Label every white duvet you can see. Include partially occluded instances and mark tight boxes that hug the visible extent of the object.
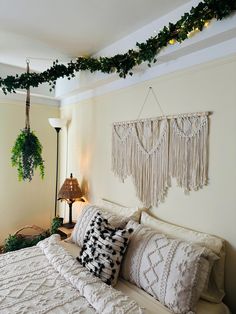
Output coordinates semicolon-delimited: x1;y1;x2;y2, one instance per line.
0;235;142;314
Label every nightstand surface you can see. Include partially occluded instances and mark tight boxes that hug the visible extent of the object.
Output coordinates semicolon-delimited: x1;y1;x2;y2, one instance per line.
58;226;73;239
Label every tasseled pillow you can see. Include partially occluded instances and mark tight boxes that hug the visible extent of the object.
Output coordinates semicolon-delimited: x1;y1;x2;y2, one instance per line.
77;211;133;286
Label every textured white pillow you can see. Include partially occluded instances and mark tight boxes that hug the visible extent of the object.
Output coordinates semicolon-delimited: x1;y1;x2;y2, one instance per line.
72;200;90;221
141;211;225;303
71;204;133;247
96;198;143;222
121;220;216;314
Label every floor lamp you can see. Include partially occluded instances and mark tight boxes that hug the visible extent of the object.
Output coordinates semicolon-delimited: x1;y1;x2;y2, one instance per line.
48;118;67;217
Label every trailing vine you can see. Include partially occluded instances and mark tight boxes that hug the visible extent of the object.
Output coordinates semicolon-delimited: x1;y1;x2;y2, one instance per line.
0;0;235;94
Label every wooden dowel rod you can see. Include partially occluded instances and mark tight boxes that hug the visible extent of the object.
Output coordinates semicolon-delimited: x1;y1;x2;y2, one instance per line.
113;111;211;126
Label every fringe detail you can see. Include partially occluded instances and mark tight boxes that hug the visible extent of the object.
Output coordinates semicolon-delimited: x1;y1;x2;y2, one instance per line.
112;114;209;207
112;123;133;181
169;115;208;192
112;119;170;207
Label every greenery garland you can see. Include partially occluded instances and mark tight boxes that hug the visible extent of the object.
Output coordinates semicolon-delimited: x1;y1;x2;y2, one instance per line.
11;128;45;181
2;217;63;252
2;231;49;253
0;0;235;94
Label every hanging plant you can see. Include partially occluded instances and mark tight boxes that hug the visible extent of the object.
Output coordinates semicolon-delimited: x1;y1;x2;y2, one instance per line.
11;129;45;181
11;61;45;181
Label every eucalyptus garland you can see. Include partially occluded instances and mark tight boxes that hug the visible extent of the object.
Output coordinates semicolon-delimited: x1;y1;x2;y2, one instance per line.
0;0;235;94
11;128;45;181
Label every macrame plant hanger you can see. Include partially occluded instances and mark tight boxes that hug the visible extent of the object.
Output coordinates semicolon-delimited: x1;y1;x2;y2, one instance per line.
25;60;30;131
11;59;45;182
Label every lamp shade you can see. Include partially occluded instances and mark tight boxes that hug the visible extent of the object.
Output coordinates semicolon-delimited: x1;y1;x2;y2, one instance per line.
48;118;67;129
58;173;82;201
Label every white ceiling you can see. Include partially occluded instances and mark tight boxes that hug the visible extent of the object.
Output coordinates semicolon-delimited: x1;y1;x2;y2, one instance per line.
0;0;190;71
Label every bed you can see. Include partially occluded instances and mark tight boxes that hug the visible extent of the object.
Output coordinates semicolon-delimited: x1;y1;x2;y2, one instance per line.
0;200;230;314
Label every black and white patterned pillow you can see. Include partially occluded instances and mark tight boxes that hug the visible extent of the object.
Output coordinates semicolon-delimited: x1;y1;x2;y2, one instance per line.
77;211;133;286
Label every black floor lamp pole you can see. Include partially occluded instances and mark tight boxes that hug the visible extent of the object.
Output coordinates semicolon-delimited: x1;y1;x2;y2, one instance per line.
54;127;61;217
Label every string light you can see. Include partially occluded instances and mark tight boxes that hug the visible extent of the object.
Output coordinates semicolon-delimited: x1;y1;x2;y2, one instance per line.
187;27;200;38
169;39;176;45
0;0;234;94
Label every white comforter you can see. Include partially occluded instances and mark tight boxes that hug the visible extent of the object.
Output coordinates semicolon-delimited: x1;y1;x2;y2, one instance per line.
0;235;142;314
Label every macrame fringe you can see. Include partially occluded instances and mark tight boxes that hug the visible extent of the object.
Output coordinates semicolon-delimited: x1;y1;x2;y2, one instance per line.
112;123;133;181
112;119;170;207
132;119;169;208
169;116;208;192
112;113;209;207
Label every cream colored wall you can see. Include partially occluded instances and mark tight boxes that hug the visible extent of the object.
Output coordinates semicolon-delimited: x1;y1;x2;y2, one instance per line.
0;100;59;245
60;55;236;312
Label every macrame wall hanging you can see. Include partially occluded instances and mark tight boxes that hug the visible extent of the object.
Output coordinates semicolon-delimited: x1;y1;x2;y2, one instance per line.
112;87;209;207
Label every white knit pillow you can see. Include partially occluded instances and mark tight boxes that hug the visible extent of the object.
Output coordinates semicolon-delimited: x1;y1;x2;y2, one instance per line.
77;211;133;286
121;220;217;314
96;198;144;222
141;211;225;303
71;204;132;247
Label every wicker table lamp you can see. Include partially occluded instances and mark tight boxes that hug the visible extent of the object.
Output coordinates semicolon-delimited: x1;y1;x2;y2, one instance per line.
58;173;83;228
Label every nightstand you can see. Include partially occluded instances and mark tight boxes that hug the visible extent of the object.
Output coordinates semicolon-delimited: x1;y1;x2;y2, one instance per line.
57;226;73;239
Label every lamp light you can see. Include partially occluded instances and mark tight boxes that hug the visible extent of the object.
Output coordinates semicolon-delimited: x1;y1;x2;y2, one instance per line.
48;118;67;217
48;118;67;129
58;173;83;228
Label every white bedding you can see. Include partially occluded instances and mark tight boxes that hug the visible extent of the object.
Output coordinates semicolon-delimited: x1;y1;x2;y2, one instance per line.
61;240;230;314
115;280;230;314
0;235;142;314
0;236;230;314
